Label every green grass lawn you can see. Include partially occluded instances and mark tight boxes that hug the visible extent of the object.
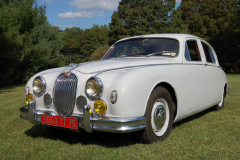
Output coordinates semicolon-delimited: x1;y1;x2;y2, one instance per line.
0;75;240;159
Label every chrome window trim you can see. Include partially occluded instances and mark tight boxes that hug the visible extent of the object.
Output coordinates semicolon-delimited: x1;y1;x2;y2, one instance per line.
201;41;216;64
184;39;202;62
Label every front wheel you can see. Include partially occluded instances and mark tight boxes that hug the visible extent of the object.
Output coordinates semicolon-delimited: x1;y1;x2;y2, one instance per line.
140;87;174;143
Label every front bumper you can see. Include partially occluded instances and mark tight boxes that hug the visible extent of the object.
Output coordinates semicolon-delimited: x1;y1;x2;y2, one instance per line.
20;101;146;133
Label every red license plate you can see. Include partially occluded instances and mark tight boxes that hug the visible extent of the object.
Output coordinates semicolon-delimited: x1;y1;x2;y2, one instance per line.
42;114;78;130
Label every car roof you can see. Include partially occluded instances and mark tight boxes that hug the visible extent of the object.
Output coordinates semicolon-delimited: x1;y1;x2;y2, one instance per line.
116;34;198;43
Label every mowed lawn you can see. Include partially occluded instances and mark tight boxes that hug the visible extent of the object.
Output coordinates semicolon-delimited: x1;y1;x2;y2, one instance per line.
0;75;239;159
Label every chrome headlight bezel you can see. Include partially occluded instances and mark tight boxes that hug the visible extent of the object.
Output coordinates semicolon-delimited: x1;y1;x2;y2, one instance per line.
85;77;103;100
33;76;46;97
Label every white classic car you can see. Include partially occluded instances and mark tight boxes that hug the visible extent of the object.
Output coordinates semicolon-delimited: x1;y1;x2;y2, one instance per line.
20;34;228;143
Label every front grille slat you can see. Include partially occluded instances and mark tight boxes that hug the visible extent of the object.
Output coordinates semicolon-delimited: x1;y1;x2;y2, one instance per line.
53;73;78;117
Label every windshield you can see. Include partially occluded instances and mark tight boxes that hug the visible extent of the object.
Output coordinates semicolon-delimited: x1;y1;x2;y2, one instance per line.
103;38;179;59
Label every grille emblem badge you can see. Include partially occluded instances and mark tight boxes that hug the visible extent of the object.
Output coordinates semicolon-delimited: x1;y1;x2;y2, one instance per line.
64;72;69;77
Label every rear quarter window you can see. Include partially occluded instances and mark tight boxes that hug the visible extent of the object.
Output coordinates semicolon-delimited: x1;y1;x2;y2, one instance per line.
201;42;216;63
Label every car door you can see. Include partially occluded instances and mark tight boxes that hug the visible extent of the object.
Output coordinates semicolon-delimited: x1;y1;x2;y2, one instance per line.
183;38;211;110
199;41;223;102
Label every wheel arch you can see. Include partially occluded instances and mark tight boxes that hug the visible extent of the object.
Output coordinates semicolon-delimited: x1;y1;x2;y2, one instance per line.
224;83;227;97
146;82;178;121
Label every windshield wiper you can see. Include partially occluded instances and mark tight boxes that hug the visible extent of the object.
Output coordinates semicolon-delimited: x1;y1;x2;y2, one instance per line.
120;52;147;58
146;51;177;58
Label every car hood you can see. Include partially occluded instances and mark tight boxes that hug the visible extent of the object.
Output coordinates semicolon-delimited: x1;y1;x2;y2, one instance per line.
75;58;180;74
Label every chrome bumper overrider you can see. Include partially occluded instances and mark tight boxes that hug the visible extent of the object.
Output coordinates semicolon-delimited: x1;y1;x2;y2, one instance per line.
20;101;146;133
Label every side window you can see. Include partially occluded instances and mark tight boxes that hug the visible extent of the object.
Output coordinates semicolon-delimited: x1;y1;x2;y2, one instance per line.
201;42;216;63
185;40;201;61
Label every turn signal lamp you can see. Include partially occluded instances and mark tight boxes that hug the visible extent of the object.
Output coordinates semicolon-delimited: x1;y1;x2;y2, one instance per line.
110;90;118;104
94;100;107;114
26;94;35;105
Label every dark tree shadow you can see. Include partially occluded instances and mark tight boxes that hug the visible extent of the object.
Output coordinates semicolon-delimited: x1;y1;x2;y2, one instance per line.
25;107;215;147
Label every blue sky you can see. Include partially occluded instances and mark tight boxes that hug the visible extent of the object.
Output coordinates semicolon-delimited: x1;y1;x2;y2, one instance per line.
37;0;182;31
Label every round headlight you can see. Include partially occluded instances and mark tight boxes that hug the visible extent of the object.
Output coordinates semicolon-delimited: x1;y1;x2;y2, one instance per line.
33;76;46;96
85;77;103;100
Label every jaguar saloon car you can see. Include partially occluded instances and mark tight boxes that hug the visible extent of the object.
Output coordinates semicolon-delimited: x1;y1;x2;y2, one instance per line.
20;34;228;143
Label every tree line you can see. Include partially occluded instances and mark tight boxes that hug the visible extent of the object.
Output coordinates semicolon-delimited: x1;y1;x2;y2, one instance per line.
0;0;239;86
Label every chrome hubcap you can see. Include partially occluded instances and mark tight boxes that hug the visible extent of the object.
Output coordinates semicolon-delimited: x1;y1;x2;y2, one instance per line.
151;98;169;136
153;105;166;130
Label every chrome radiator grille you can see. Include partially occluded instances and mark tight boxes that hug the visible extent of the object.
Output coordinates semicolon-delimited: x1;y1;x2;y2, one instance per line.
53;73;78;117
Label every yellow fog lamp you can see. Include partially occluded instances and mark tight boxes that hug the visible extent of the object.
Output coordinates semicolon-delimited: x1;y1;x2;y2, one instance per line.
94;100;107;114
26;94;35;105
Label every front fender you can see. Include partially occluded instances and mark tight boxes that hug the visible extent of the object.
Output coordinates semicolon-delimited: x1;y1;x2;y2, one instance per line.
96;64;188;118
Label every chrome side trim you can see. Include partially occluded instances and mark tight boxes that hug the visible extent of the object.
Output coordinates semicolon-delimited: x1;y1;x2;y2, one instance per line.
90;63;182;74
182;63;205;66
82;63;220;74
83;105;93;133
183;63;220;68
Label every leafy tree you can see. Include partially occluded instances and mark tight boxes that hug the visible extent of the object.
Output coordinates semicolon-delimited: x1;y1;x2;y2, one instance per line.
0;0;27;84
180;0;237;40
17;24;66;82
209;0;240;72
90;45;109;61
109;0;186;44
60;27;83;64
0;0;66;85
80;24;109;58
168;7;188;33
59;25;109;64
